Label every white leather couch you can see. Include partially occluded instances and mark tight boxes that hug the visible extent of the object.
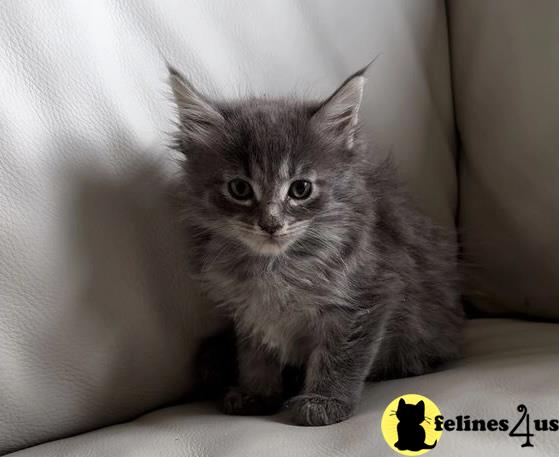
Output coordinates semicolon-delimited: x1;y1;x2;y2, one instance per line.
1;1;558;456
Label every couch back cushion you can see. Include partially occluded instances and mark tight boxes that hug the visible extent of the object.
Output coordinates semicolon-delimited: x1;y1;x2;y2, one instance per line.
0;0;456;453
449;1;559;319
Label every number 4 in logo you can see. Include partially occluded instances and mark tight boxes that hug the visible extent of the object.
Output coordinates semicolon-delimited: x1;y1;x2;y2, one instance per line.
509;404;535;447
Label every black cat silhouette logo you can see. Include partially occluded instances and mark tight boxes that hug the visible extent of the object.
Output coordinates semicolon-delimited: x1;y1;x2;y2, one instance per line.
394;398;437;451
381;394;443;455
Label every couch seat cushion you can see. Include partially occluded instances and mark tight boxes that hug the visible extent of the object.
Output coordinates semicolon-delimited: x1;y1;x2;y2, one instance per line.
9;319;559;457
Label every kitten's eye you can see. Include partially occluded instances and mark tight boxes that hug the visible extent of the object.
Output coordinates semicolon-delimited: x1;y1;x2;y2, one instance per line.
288;180;312;200
228;178;253;200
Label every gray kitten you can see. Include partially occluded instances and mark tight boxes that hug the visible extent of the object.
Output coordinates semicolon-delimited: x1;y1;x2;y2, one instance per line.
170;64;463;426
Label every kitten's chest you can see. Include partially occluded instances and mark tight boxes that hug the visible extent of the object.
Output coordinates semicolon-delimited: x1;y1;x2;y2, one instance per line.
203;270;318;363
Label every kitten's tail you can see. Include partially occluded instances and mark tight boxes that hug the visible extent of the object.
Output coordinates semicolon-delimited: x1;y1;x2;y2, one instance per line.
423;440;437;449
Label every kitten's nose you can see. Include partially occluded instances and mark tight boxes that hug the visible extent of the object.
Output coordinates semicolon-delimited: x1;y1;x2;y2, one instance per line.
259;202;283;235
258;221;283;235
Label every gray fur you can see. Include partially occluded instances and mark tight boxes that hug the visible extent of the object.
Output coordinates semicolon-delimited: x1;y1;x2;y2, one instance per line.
170;65;463;426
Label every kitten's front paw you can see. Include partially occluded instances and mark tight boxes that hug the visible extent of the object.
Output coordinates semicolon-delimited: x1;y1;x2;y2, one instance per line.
222;387;282;416
288;394;354;426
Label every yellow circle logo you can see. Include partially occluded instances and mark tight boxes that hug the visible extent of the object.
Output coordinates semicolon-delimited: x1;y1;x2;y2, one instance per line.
381;394;442;455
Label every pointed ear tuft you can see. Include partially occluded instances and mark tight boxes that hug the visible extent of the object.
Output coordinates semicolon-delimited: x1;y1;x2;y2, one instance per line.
313;58;381;150
313;69;367;150
168;65;223;147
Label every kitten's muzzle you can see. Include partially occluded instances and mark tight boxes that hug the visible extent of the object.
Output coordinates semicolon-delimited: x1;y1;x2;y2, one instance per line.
258;221;283;235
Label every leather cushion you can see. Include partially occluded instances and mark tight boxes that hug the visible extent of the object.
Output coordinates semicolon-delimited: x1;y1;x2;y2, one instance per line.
449;0;559;318
10;319;559;457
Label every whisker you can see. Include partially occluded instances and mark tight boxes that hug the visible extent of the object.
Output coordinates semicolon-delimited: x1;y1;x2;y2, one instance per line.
202;242;234;272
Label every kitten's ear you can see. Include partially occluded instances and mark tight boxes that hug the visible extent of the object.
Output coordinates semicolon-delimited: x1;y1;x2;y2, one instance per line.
168;65;224;146
398;398;406;409
313;64;369;150
416;400;425;414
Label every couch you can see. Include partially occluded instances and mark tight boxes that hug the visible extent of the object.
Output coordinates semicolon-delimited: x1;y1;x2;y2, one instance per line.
1;1;558;456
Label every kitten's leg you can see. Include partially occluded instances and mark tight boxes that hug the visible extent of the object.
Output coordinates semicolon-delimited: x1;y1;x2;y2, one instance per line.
222;337;283;416
289;322;379;426
190;326;237;401
367;308;463;382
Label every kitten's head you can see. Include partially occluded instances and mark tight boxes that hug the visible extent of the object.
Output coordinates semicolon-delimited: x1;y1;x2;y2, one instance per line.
170;65;369;256
396;399;426;425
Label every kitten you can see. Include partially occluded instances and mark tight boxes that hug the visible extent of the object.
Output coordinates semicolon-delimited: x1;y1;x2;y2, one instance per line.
170;64;463;426
394;399;437;451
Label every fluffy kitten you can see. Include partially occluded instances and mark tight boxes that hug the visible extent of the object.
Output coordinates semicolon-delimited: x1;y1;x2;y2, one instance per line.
170;64;463;426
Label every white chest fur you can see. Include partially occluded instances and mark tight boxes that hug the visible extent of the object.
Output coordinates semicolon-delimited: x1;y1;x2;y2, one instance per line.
203;270;318;365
